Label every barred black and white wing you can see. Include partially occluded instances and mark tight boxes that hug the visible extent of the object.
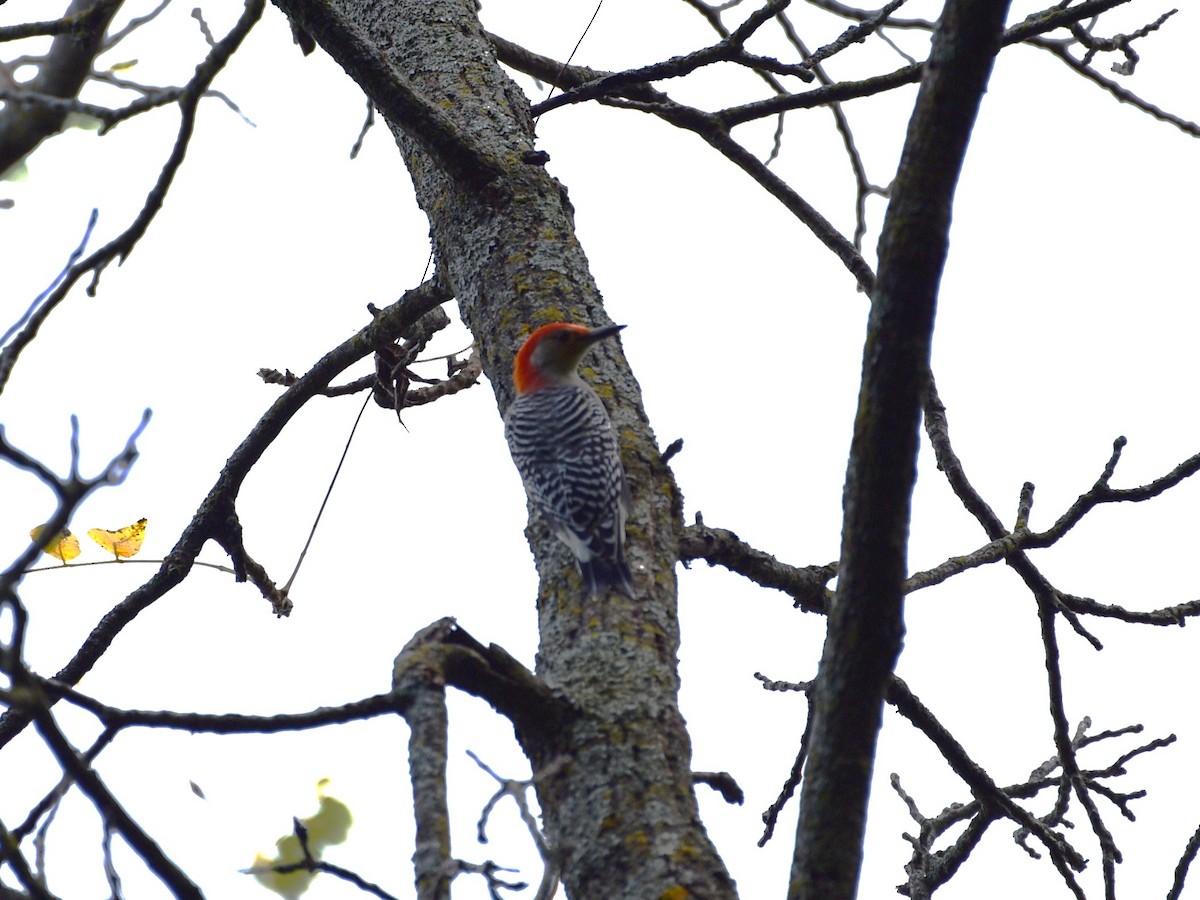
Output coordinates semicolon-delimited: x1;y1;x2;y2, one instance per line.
504;383;635;597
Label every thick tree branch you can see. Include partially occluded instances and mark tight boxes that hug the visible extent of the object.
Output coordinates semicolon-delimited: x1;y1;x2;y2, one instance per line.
270;0;506;190
789;2;1012;897
390;619;569;899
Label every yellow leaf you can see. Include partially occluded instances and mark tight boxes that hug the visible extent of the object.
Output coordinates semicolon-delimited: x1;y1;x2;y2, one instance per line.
88;518;147;559
304;781;352;851
108;58;138;73
252;836;313;900
251;780;352;898
30;525;81;563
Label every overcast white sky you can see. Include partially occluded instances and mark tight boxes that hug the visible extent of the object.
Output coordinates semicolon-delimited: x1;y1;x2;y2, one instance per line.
2;1;1199;898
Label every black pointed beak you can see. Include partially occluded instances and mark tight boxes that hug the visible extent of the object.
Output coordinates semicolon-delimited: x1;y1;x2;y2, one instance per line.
585;324;626;344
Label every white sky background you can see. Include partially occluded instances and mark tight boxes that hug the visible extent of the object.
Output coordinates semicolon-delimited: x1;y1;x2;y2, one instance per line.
1;1;1198;899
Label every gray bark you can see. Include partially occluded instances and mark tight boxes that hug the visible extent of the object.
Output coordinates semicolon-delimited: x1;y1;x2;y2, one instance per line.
271;1;736;897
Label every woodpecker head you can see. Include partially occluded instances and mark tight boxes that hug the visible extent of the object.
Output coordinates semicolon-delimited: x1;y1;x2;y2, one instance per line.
513;322;625;395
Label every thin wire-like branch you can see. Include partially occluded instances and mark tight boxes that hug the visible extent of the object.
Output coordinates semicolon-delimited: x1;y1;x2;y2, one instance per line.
280;391;373;599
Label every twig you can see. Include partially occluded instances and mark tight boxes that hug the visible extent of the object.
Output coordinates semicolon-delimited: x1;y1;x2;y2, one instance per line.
30;703;202;898
0;0;267;395
0;281;450;750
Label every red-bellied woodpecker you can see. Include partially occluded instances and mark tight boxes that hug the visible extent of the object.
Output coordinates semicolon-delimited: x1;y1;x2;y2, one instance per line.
504;322;636;598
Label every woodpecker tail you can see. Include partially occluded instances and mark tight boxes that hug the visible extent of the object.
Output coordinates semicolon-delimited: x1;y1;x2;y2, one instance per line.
579;557;636;599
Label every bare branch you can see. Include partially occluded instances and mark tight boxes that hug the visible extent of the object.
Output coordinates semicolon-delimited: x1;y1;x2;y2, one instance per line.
800;0;935;29
680;517;834;612
0;411;150;597
719;0;1156;127
0;0;267;395
0;816;58;900
467;750;563;899
28;703;202;898
693;771;746;805
13;729;117;841
888;675;1087;896
1169;822;1200;900
532;0;795;116
0;0;123;173
791;3;1014;895
0;281;451;751
38;679;405;734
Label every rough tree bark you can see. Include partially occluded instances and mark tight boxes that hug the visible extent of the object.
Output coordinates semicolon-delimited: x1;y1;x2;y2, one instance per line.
271;1;736;897
789;1;1013;898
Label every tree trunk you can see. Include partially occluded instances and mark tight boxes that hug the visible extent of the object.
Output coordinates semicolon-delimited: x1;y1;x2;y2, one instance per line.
271;0;737;896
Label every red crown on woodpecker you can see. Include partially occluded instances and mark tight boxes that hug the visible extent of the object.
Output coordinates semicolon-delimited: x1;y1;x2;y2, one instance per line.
513;322;626;395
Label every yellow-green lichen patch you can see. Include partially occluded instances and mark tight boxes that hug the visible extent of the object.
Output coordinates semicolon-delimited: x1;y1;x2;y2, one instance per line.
623;830;651;853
